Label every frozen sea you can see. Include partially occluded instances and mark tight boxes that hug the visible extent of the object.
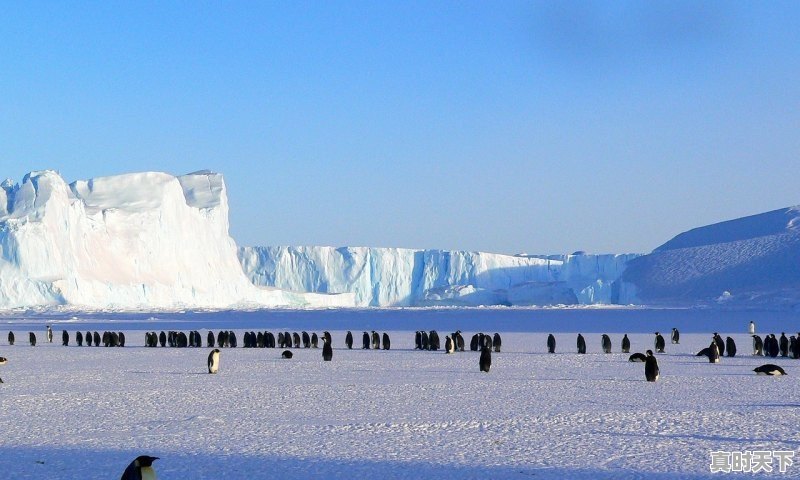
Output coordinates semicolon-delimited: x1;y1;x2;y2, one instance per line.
1;307;799;479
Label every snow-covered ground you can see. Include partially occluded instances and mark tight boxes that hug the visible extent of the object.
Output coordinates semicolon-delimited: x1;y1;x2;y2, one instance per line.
1;310;800;479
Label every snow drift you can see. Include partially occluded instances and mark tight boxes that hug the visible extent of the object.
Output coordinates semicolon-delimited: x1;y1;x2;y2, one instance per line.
0;170;353;309
620;206;800;308
238;246;638;307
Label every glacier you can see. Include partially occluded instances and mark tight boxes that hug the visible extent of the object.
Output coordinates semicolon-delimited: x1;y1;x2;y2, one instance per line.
0;170;354;309
238;246;639;307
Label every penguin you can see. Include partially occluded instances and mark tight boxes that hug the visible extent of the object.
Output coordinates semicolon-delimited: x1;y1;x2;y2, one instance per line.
371;331;380;349
768;334;779;358
362;332;370;349
46;325;53;343
282;331;291;348
382;333;390;350
713;333;725;356
62;330;69;346
311;333;319;348
576;334;586;354
644;350;659;382
323;331;332;345
29;332;36;347
207;331;215;348
493;333;502;353
7;331;14;346
292;332;300;349
483;335;493;351
752;335;763;356
455;332;465;352
470;334;479;352
120;455;159;480
119;332;126;347
654;332;665;353
302;331;310;348
177;332;188;348
696;346;713;358
726;337;736;357
629;352;647;362
102;331;111;347
111;332;120;347
709;342;720;363
792;336;800;360
445;336;455;354
322;338;333;361
547;334;556;354
208;349;221;374
160;331;167;348
281;350;293;359
420;331;429;350
429;331;440;351
601;334;612;354
415;331;422;350
76;331;83;347
780;333;789;357
479;346;491;373
345;331;353;349
621;334;631;353
86;331;92;346
228;331;237;348
753;364;787;376
671;327;679;344
749;321;755;335
0;356;5;383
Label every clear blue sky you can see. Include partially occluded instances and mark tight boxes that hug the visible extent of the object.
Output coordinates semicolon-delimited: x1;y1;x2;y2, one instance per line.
1;1;798;254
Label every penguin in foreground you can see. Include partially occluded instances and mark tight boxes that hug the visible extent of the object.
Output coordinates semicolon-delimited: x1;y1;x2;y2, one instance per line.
0;356;6;383
671;328;680;344
322;338;333;361
753;364;787;376
713;333;725;356
629;352;647;362
479;346;491;373
644;350;659;382
621;334;630;353
445;336;455;354
547;334;556;354
654;332;665;353
726;337;737;357
207;349;221;374
709;342;720;363
281;350;293;359
120;455;159;480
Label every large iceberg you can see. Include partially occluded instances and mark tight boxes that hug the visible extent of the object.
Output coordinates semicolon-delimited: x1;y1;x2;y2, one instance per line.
0;170;354;309
238;246;639;307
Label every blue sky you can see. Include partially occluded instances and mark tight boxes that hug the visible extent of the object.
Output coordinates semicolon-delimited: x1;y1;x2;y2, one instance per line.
1;1;798;254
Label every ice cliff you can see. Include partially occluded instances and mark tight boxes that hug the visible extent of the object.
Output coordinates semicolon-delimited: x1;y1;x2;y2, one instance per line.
238;246;639;307
0;170;353;309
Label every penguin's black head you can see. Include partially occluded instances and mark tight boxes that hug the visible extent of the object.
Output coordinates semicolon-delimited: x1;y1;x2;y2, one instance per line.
135;455;159;467
654;332;659;335
646;350;654;356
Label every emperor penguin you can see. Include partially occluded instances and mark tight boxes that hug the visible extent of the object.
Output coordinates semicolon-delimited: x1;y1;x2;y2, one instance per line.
371;331;380;350
302;331;310;348
753;364;787;376
445;336;455;354
749;321;755;335
752;335;763;356
323;331;332;345
671;328;680;344
76;331;83;347
709;341;720;363
362;332;370;349
780;333;789;357
7;331;14;346
62;330;69;346
160;331;167;348
470;334;479;352
420;331;429;350
644;350;659;382
576;334;586;354
207;349;221;374
547;334;556;354
345;331;353;349
415;331;422;350
292;332;301;349
311;333;319;348
86;331;92;346
120;455;159;480
479;346;492;372
621;334;631;353
382;333;391;350
713;333;725;356
207;331;215;348
654;332;665;353
281;350;293;359
29;332;36;347
601;334;612;354
726;337;737;357
429;330;440;350
0;356;6;383
493;333;502;353
46;325;53;343
629;352;647;362
322;338;333;361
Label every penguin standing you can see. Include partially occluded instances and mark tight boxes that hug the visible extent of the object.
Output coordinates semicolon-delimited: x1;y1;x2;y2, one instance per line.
726;337;737;357
345;331;353;349
709;341;720;363
768;334;780;358
62;330;69;346
445;336;455;354
713;333;725;356
470;334;479;352
302;331;310;349
621;334;631;353
654;332;665;353
322;338;333;361
415;331;422;350
752;335;763;356
46;325;53;343
547;334;556;354
382;333;390;350
644;350;659;382
576;334;586;354
207;349;221;374
311;333;319;348
429;331;440;350
362;332;370;349
76;331;83;347
749;321;755;335
0;356;6;383
479;346;491;373
371;331;380;350
120;455;159;480
780;333;789;357
671;328;680;344
29;332;36;347
207;331;215;348
493;333;502;353
601;334;612;354
7;331;14;346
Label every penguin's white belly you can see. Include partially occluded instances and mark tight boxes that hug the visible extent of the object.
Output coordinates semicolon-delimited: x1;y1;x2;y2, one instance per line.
141;466;157;480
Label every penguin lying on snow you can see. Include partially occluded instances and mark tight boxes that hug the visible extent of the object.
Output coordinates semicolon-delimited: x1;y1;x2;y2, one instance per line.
753;364;787;376
281;350;293;359
120;455;159;480
629;352;647;362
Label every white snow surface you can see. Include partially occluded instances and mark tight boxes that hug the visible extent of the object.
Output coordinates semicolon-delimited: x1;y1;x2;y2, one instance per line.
239;246;638;307
0;316;799;479
0;170;354;310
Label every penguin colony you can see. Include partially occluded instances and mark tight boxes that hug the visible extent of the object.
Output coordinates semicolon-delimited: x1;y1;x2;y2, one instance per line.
0;323;792;387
